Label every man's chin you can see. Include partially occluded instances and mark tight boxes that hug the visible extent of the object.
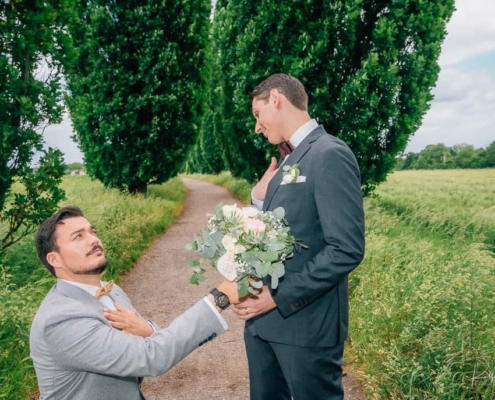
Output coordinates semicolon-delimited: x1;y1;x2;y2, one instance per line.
77;261;108;276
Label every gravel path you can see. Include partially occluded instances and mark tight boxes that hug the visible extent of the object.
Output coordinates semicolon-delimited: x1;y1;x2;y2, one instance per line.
120;178;367;400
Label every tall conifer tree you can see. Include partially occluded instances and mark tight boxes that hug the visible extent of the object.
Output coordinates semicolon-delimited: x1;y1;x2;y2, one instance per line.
66;0;211;193
211;0;455;194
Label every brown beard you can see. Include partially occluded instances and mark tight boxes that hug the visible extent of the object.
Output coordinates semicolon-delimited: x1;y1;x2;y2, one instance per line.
74;260;108;276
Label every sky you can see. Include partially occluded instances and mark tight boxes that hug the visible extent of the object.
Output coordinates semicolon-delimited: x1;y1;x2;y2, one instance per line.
42;0;495;163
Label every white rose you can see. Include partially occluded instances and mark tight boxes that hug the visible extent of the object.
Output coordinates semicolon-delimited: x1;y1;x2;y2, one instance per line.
282;174;293;184
222;204;238;219
221;234;237;253
216;253;238;281
241;207;259;219
233;244;247;254
244;219;266;233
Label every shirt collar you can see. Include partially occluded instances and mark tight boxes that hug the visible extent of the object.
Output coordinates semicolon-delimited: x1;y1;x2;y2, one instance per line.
288;119;318;148
60;279;107;297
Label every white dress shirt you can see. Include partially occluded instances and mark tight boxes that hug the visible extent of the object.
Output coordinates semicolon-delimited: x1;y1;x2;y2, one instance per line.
252;119;318;209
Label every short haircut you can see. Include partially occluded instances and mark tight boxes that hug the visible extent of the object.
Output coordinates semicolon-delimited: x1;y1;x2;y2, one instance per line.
35;206;84;277
250;73;308;111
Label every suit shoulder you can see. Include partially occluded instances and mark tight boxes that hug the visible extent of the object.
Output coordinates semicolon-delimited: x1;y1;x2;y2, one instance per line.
32;286;97;328
313;131;355;158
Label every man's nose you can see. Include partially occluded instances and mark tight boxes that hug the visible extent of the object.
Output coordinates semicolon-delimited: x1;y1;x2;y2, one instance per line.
255;122;263;134
89;235;102;247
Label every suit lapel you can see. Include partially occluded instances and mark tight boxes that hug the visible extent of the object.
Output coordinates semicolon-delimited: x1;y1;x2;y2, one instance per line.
55;279;106;313
263;126;325;211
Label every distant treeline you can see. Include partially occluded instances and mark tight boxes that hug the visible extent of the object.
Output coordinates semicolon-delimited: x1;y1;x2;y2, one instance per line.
396;142;495;170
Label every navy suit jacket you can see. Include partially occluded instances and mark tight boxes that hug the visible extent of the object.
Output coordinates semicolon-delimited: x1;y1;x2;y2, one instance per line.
247;126;365;347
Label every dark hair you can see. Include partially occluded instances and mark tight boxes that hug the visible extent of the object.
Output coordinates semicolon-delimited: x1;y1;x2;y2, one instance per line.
250;73;308;111
35;206;84;277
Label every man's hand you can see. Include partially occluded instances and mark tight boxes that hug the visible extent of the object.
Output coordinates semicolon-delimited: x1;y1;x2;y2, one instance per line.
252;157;278;201
103;302;154;337
217;279;241;304
233;286;276;320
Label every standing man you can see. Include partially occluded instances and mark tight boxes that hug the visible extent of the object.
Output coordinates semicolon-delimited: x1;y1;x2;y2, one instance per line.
234;74;365;400
30;206;238;400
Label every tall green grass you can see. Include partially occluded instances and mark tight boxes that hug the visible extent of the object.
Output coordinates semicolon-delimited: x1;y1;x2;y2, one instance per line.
0;176;186;399
349;169;495;399
371;169;495;253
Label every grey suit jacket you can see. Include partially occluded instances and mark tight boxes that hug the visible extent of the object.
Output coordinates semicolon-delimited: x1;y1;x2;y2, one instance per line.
30;280;225;400
247;126;365;347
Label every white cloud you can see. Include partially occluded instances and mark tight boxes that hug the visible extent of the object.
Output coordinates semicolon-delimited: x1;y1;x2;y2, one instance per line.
439;0;495;66
405;0;495;153
406;68;495;152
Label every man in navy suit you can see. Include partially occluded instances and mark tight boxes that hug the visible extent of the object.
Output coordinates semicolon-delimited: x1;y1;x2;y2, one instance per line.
234;74;365;400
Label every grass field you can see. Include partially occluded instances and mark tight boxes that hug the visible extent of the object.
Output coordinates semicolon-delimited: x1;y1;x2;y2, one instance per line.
349;169;495;399
0;176;186;399
2;170;494;399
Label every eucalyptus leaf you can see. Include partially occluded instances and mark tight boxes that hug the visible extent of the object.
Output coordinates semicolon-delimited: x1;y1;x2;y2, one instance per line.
238;280;249;298
259;262;271;277
271;262;285;278
271;273;279;289
202;245;217;259
249;278;263;289
184;243;195;251
210;230;224;246
189;259;200;267
266;240;285;252
253;251;278;263
191;266;204;274
215;202;224;214
202;229;213;246
248;286;260;295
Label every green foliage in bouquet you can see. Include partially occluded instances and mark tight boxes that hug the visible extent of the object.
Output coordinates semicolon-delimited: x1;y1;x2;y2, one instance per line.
186;203;307;297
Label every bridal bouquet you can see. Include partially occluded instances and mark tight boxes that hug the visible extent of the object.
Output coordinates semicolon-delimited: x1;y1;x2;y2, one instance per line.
186;203;307;297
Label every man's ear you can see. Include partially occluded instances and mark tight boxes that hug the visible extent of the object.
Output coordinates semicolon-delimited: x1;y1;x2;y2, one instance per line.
46;252;61;270
270;89;281;108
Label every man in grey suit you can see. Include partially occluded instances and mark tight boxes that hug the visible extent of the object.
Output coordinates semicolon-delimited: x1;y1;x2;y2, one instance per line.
233;74;365;400
30;206;238;400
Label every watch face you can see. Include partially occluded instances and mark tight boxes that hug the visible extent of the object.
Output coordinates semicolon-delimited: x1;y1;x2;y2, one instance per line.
216;293;230;309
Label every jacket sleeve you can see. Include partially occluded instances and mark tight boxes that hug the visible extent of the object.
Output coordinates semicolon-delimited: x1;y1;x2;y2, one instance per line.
44;299;225;377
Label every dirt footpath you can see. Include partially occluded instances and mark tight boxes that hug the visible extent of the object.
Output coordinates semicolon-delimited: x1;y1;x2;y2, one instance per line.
121;178;367;400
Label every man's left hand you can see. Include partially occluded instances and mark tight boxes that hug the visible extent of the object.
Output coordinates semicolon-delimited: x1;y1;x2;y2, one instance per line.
233;285;276;320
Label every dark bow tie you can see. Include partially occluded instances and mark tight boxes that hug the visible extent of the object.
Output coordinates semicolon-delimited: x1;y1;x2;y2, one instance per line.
278;141;295;158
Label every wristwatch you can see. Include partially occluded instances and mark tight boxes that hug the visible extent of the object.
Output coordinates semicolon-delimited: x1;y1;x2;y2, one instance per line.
210;288;230;310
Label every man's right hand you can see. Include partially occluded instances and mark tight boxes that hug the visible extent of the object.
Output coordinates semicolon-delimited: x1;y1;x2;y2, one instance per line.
103;303;154;337
217;280;241;304
252;157;278;201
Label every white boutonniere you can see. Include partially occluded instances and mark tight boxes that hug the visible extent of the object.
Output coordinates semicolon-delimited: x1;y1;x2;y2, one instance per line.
282;163;300;184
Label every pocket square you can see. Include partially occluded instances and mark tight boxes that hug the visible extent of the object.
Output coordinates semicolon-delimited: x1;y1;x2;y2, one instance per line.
280;176;306;185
